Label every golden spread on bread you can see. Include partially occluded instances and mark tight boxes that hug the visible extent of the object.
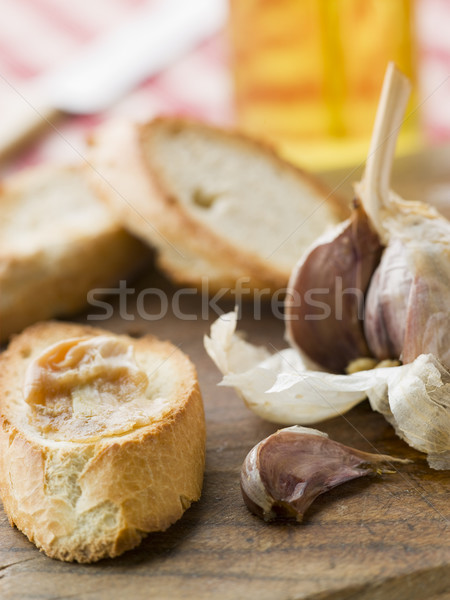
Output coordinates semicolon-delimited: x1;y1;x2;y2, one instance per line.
23;336;154;441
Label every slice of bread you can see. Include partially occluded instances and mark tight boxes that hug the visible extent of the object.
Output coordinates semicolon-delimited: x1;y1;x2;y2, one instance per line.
90;118;348;293
0;322;205;562
0;164;148;342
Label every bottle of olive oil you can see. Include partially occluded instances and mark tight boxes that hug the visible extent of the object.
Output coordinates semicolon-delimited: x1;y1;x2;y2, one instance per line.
229;0;417;169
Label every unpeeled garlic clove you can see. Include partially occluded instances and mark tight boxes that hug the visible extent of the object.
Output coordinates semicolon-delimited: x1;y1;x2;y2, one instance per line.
240;426;409;522
285;199;383;373
364;202;450;368
363;237;413;361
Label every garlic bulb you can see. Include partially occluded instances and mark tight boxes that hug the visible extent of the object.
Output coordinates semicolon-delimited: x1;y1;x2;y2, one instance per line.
240;426;409;522
288;62;450;371
204;64;450;470
356;62;450;368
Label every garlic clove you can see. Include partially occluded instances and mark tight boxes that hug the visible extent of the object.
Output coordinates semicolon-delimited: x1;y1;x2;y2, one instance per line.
240;426;409;522
392;207;450;369
285;200;383;373
364;237;413;360
364;200;450;368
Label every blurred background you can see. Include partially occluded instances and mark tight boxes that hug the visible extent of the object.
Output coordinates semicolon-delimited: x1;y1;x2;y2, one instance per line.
0;0;449;178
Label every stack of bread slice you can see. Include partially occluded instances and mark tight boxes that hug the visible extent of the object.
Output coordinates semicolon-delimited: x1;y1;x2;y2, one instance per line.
0;118;346;562
1;119;346;340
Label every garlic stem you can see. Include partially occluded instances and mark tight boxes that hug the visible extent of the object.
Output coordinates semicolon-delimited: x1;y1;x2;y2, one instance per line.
362;62;411;236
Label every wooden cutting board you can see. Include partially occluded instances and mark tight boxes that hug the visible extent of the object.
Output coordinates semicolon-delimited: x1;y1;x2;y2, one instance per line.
0;274;448;600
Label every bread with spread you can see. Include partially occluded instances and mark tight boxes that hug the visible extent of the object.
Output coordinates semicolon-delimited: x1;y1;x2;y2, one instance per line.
0;322;205;562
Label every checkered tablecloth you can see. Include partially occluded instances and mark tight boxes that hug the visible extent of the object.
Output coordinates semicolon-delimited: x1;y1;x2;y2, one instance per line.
0;0;449;177
0;0;233;174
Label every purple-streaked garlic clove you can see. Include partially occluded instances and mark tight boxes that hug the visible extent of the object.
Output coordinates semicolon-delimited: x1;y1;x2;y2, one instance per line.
364;220;450;368
364;237;413;361
240;426;409;522
285;200;383;373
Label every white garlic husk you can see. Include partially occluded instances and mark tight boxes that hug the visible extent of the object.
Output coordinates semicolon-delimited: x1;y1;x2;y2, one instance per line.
204;311;450;469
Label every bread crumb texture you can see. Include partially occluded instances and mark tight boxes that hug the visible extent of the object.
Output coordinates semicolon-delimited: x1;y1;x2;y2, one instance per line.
0;322;205;562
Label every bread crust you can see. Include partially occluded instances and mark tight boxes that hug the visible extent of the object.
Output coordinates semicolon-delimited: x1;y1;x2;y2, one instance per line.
0;322;205;562
90;118;348;294
0;164;149;342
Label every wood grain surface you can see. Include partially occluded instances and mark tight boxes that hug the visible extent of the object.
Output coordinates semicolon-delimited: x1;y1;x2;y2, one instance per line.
0;274;448;600
1;157;449;600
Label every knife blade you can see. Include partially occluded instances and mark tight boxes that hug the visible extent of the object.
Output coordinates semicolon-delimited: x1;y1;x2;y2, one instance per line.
0;0;227;160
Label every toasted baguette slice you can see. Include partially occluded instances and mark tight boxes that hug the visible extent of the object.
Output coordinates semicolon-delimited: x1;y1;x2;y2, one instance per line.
0;322;205;562
90;118;348;293
0;164;148;342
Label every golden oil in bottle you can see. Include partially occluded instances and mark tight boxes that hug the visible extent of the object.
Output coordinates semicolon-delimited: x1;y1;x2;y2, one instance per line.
229;0;418;169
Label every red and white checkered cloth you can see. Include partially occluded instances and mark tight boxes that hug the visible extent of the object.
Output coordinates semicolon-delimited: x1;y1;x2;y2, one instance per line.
1;0;449;177
0;0;234;174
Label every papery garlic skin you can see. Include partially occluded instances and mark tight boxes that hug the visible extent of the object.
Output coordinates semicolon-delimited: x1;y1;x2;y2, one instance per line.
286;200;382;373
240;443;276;520
205;311;370;425
204;312;450;470
367;354;450;470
